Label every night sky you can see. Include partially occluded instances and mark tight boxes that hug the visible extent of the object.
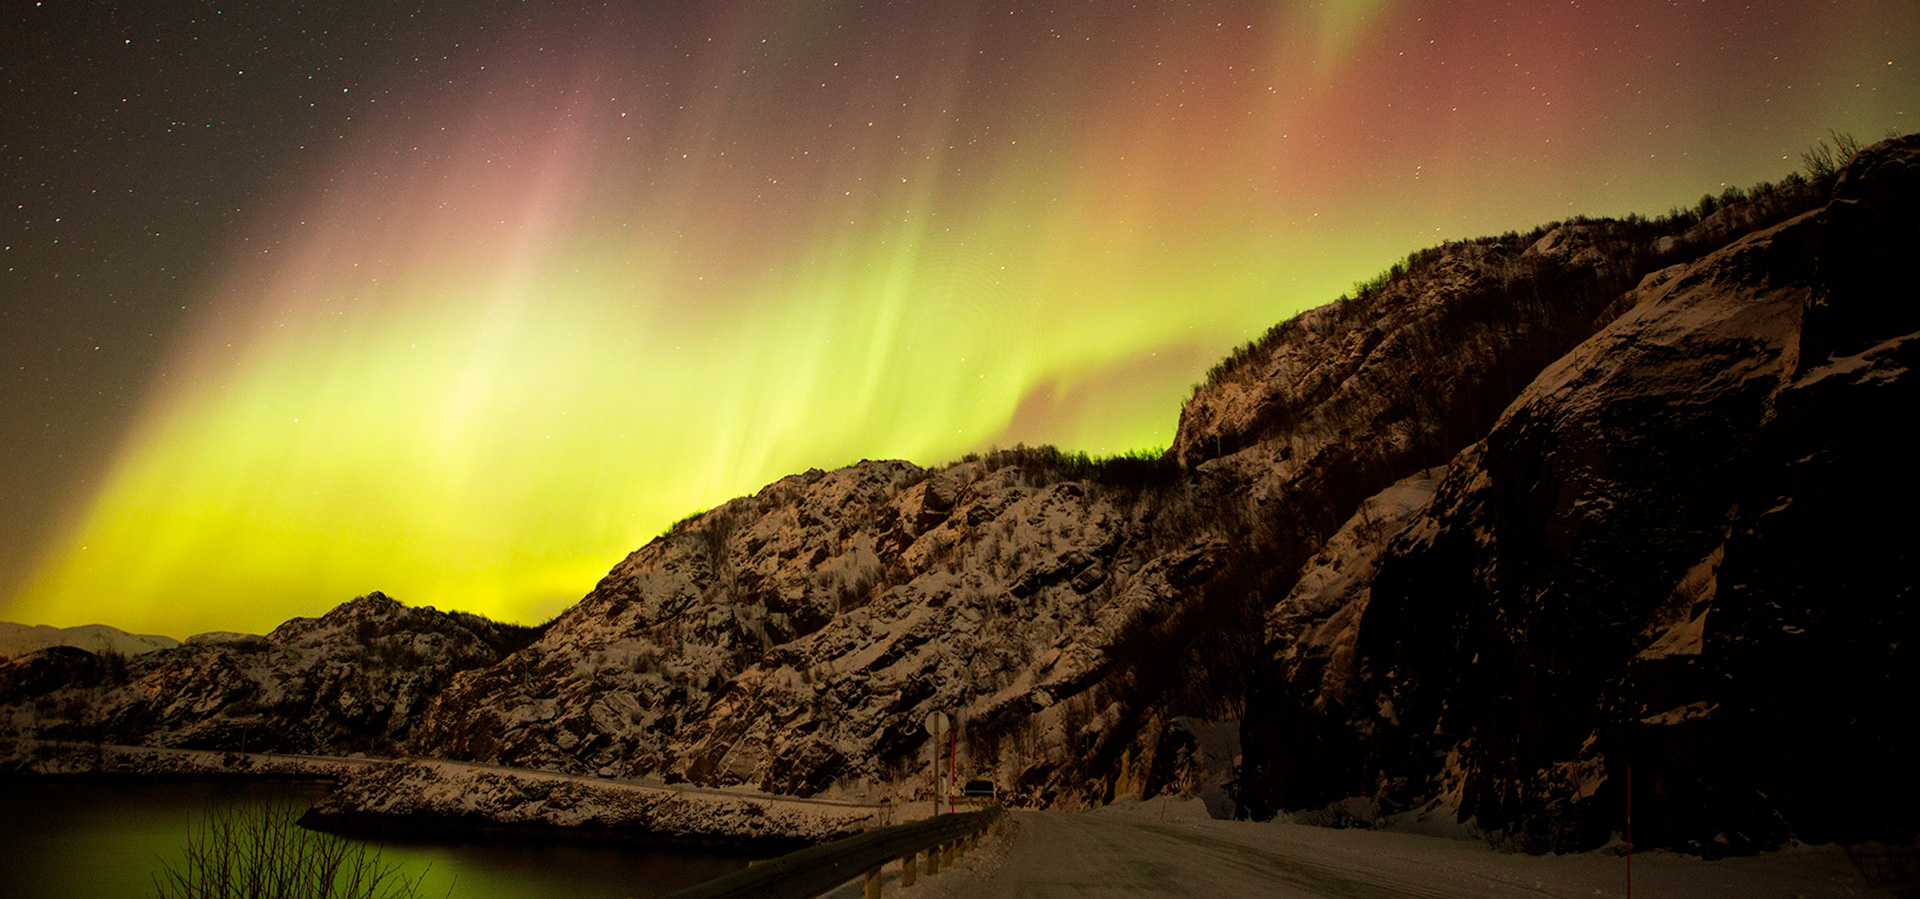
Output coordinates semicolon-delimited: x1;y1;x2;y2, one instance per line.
4;1;1915;637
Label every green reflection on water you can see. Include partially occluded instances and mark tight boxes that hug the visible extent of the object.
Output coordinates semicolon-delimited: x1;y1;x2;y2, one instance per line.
0;778;746;899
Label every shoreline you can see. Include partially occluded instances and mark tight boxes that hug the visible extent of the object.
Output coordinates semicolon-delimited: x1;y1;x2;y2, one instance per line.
295;807;810;855
303;758;885;849
0;738;376;781
0;738;882;851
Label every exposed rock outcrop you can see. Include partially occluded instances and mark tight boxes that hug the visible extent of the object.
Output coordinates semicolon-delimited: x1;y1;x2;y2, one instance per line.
411;457;1215;801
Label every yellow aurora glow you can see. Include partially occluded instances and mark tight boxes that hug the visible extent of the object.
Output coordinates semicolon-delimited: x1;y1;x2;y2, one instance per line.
10;1;1916;636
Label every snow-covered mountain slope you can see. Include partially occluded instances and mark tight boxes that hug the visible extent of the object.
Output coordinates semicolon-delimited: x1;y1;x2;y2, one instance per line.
0;622;179;659
411;456;1221;801
0;592;538;754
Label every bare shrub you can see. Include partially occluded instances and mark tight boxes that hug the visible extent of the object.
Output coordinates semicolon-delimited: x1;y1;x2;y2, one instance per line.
151;803;432;899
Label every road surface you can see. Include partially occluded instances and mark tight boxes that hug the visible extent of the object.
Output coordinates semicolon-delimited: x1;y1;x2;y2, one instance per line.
827;803;1902;899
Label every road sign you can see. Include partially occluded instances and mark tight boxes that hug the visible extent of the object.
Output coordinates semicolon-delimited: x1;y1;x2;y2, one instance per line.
923;711;949;737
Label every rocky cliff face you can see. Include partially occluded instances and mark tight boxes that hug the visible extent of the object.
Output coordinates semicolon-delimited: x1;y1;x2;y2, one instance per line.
410;455;1219;800
0;592;536;754
5;136;1908;854
1238;134;1920;852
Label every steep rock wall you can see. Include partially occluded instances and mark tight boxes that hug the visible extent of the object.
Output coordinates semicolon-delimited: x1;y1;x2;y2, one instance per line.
1238;135;1919;852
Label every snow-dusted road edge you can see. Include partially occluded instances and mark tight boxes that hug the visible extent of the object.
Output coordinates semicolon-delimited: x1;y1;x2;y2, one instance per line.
303;759;885;849
866;804;1907;899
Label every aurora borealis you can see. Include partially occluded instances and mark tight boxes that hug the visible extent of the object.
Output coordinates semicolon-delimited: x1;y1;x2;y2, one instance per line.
4;1;1916;637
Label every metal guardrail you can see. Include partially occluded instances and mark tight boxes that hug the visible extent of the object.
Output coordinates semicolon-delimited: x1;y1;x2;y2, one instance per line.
659;807;1002;899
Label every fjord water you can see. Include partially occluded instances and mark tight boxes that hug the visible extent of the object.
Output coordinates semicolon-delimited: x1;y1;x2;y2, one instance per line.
0;778;746;899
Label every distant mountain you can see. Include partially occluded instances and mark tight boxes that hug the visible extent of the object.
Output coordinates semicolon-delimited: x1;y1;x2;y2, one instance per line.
4;133;1913;855
0;593;540;755
0;622;179;659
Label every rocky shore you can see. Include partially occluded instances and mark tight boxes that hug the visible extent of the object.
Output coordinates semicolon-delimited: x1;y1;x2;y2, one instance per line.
1;738;881;848
300;759;883;850
0;738;371;780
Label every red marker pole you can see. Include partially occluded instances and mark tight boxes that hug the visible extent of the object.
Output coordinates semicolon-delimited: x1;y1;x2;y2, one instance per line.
1627;763;1633;899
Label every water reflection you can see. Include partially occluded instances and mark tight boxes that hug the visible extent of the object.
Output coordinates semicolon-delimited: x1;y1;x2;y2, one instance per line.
0;778;746;899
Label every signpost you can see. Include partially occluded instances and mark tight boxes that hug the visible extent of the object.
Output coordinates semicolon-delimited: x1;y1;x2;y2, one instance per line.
923;711;949;817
